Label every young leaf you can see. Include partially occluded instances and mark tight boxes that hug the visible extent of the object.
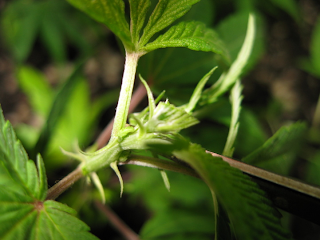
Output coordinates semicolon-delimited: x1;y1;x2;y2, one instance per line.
242;122;307;164
184;67;217;113
129;0;151;45
201;13;256;105
142;21;229;62
173;141;292;240
146;101;199;133
67;0;133;51
0;107;98;239
139;0;201;47
222;80;243;157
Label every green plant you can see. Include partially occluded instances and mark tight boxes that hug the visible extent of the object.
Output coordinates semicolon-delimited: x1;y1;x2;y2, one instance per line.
1;0;318;239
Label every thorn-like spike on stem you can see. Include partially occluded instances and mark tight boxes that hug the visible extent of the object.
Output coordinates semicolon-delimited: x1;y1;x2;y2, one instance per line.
110;162;124;197
139;74;155;120
91;172;106;203
160;170;170;192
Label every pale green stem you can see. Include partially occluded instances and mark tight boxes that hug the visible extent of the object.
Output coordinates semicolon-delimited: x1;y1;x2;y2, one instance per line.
111;52;141;142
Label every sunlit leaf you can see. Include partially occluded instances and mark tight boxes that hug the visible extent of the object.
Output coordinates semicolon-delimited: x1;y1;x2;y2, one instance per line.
142;21;229;62
139;0;201;47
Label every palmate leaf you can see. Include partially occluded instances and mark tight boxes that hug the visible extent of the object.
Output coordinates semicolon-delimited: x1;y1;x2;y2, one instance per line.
0;108;98;240
139;0;201;47
173;140;292;240
66;0;133;51
142;21;229;62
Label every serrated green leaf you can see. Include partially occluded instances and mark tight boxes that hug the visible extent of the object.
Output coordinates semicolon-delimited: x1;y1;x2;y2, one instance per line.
242;122;307;164
142;21;229;61
139;0;201;47
67;0;133;51
0;108;46;200
129;0;151;45
0;107;98;239
173;141;292;240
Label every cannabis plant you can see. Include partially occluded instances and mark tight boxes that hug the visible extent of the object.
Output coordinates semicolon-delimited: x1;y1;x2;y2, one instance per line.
1;0;311;239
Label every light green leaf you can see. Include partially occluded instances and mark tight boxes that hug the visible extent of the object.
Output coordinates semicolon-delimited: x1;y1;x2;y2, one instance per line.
222;80;243;157
67;0;133;51
173;141;292;240
142;21;229;61
140;75;156;120
17;66;53;117
139;0;201;46
242;122;307;164
201;13;256;105
185;67;217;113
129;0;151;45
146;101;199;133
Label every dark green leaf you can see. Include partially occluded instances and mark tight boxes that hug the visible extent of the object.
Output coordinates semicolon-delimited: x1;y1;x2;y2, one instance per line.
140;209;215;239
269;0;301;22
173;141;292;240
242;122;307;164
67;0;133;50
310;16;320;76
0;107;98;239
142;21;229;62
129;0;151;45
139;0;201;46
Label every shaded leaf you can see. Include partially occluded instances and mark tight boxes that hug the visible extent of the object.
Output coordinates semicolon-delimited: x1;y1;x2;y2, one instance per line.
67;0;133;50
17;66;53;117
32;63;83;158
173;141;292;240
269;0;301;22
139;0;201;46
242;122;307;164
129;0;151;45
140;209;215;239
142;21;229;62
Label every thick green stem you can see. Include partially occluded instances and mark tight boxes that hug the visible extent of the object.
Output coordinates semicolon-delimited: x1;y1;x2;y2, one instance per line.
111;52;141;142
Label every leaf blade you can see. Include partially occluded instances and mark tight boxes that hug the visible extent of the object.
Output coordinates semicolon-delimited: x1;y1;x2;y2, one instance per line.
173;141;292;240
139;0;201;46
142;21;229;61
67;0;133;50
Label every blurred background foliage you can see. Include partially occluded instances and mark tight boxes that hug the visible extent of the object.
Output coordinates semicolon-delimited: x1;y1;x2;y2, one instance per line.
0;0;320;239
